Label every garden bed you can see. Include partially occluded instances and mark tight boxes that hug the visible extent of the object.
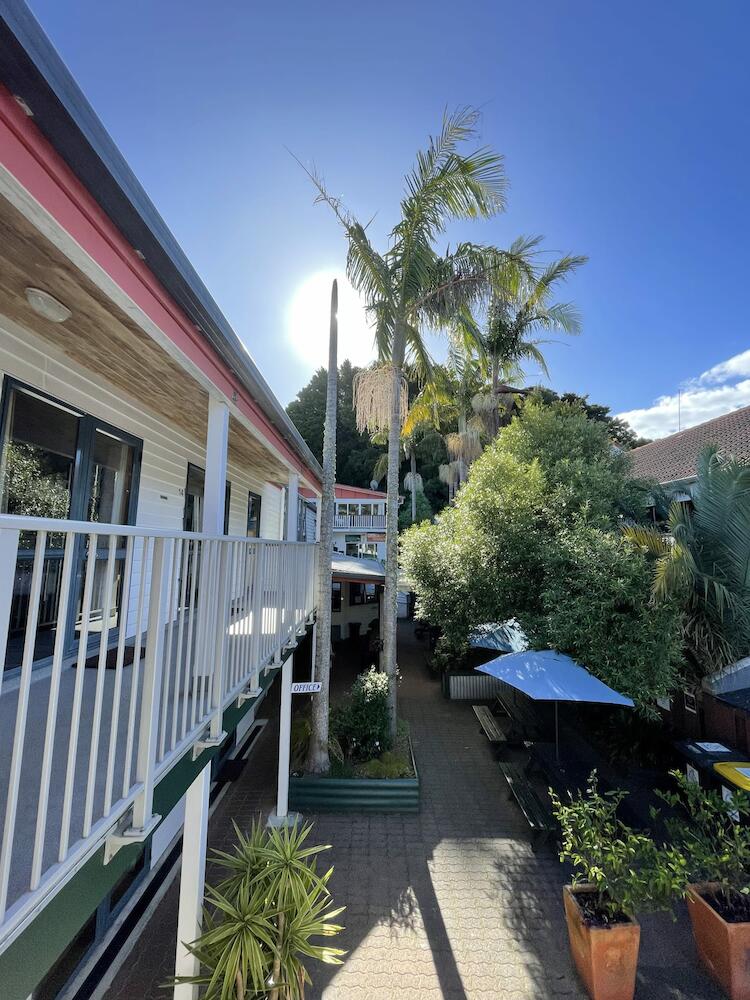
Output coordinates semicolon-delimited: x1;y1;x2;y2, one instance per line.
289;735;420;813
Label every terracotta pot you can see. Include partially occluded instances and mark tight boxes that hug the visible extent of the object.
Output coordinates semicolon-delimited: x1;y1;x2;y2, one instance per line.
562;884;640;1000
687;883;750;1000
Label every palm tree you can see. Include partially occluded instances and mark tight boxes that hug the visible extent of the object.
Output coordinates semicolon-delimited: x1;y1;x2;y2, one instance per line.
305;281;338;774
304;108;525;735
473;246;586;436
623;446;750;677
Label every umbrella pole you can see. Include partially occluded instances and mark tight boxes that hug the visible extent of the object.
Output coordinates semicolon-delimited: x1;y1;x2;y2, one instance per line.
555;702;560;763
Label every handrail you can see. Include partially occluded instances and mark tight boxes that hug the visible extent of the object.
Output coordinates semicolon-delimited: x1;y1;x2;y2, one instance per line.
0;514;313;545
0;518;318;953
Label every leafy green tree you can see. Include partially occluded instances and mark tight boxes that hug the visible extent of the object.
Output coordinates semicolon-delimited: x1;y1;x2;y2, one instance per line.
531;387;650;449
401;397;681;707
623;446;750;677
531;523;681;704
398;489;432;530
306;107;527;734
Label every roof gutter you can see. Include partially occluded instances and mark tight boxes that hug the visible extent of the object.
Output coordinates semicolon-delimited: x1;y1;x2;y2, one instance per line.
0;1;322;483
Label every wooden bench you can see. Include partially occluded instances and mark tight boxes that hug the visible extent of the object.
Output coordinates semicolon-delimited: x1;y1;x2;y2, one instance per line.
473;704;506;746
498;761;556;851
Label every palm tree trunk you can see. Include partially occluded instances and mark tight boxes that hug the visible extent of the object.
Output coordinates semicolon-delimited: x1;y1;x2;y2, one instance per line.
305;281;337;773
410;445;417;523
491;354;500;438
382;331;405;739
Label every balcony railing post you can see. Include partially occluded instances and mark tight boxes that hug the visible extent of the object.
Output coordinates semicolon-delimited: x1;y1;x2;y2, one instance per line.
0;527;20;699
133;536;171;831
210;542;230;740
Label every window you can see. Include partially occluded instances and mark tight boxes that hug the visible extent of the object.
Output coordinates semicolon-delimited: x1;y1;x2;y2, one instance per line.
183;463;230;534
246;491;262;538
360;503;372;517
349;582;378;605
0;379;141;672
331;581;342;612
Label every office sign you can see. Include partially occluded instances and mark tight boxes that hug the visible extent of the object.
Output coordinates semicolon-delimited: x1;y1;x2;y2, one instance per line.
291;681;322;695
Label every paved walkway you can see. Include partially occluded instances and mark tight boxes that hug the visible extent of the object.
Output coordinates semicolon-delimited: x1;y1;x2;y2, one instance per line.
106;623;722;1000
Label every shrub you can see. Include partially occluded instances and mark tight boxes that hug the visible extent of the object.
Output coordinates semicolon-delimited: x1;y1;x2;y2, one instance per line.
172;820;344;999
551;773;685;923
331;667;391;762
658;769;750;920
361;750;411;779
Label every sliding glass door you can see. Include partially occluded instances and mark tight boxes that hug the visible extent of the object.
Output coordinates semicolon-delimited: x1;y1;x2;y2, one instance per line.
0;380;141;671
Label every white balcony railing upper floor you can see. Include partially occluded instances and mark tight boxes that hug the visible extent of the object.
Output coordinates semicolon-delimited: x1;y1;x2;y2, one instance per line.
333;514;386;530
0;514;317;952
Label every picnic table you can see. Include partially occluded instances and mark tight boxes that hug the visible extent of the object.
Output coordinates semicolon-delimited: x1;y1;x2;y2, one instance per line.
494;690;542;744
528;740;600;795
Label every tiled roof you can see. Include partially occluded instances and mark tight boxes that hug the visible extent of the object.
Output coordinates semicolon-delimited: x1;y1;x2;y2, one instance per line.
629;404;750;483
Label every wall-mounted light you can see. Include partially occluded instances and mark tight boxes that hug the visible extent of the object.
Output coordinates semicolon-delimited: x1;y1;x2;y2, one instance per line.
25;287;71;323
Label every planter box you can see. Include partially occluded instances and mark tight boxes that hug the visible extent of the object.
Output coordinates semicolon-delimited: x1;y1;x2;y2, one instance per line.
563;885;640;1000
687;883;750;1000
289;741;420;814
443;671;504;700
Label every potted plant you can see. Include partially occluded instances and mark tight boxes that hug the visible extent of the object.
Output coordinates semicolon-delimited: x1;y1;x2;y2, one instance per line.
659;770;750;1000
172;819;345;999
551;774;683;1000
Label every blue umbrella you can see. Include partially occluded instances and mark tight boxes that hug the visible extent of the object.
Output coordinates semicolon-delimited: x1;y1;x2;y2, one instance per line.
469;620;527;652
476;649;634;760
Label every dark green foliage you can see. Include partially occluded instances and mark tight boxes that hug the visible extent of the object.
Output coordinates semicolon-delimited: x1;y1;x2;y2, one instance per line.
330;668;391;762
398;490;433;530
530;523;682;706
287;360;385;488
530;387;650;449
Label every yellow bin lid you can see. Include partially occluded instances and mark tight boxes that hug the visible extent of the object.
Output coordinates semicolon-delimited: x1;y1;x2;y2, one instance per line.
713;762;750;790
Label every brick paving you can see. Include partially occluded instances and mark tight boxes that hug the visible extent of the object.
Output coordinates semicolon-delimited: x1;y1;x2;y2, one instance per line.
106;623;723;1000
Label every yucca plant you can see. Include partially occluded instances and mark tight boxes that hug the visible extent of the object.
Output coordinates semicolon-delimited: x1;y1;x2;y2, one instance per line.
623;446;750;676
172;820;345;999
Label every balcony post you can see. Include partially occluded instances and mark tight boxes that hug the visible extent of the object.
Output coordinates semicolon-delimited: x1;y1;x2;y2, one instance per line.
268;652;298;827
286;473;299;541
133;536;170;831
173;760;211;1000
204;396;229;535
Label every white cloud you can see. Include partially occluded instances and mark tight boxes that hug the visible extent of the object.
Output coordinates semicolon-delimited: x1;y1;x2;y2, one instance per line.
618;348;750;440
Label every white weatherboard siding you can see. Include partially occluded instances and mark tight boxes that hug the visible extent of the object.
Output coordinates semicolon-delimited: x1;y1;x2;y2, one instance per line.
0;316;286;636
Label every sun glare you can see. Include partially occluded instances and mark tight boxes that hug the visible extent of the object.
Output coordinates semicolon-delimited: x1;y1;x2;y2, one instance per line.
286;270;375;370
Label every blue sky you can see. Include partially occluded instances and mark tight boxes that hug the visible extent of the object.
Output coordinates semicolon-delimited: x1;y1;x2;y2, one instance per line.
27;0;750;438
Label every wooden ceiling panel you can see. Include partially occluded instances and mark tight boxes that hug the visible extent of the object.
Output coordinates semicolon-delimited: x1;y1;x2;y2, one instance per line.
0;195;288;484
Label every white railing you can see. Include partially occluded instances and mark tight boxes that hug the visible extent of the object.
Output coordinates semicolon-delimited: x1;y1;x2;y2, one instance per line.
0;515;317;951
333;514;386;530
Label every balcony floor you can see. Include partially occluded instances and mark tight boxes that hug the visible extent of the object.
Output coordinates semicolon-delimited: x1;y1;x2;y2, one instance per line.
0;616;272;916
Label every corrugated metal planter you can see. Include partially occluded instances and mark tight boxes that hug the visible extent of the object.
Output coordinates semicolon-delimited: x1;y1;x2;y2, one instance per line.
443;671;504;700
289;740;420;814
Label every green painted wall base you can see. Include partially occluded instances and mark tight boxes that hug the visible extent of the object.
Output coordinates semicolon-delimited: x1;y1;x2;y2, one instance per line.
289;774;420;814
